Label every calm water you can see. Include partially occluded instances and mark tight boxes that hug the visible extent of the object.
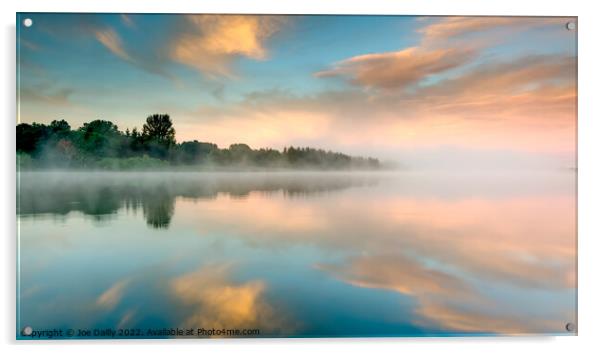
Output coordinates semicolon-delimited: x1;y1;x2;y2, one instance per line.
16;171;576;338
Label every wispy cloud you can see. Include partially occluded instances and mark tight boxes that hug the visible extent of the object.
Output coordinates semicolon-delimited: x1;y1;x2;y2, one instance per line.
316;17;572;92
20;39;41;51
20;81;74;107
419;16;565;43
315;46;476;90
408;55;576;121
90;15;286;79
120;14;136;28
95;29;134;62
93;27;175;80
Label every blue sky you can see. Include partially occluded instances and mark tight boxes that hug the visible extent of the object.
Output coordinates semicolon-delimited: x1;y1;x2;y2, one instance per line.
17;14;577;168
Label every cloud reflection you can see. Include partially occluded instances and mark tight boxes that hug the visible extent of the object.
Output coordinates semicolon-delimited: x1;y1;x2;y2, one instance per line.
317;254;472;299
182;189;575;291
171;173;575;333
96;278;130;310
18;172;575;335
170;265;293;334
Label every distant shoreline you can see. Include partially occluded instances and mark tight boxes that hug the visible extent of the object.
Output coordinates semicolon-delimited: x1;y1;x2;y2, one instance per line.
17;115;381;171
16;164;389;172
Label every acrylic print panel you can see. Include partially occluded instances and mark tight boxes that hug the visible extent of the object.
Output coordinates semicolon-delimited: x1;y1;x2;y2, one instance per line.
16;13;577;339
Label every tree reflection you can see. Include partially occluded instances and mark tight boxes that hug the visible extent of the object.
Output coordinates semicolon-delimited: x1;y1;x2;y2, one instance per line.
142;186;175;229
18;172;378;229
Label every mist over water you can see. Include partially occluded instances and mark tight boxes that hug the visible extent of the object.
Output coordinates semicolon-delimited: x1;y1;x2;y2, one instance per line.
18;172;379;228
17;170;576;337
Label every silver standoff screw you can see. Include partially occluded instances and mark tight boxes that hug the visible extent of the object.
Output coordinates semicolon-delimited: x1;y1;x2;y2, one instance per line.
566;22;576;31
22;326;33;336
565;322;576;332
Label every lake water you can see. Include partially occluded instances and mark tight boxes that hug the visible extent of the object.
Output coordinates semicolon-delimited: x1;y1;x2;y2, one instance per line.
16;171;576;338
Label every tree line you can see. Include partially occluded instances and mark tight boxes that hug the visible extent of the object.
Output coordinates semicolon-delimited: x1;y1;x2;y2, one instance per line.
16;114;380;170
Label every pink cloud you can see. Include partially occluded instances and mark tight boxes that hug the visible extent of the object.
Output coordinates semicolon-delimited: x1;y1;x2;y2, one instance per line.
419;16;570;43
316;46;476;90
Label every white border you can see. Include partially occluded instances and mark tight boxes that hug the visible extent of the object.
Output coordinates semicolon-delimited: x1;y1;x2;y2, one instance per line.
2;1;601;352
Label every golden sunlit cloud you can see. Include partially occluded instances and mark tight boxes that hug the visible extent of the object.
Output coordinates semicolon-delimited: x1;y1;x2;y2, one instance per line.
171;15;286;77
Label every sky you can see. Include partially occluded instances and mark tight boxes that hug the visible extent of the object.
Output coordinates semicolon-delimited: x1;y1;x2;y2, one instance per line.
17;14;577;169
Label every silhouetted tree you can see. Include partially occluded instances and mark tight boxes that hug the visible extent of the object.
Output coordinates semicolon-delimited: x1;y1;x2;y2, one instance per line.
141;114;176;159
